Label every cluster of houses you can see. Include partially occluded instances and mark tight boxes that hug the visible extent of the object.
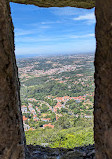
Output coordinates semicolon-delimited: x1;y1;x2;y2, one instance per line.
21;94;93;131
52;95;92;113
21;93;93;131
21;101;54;131
18;62;77;81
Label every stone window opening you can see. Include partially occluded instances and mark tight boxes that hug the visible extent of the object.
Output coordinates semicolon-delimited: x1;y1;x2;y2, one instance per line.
11;1;95;149
0;0;112;159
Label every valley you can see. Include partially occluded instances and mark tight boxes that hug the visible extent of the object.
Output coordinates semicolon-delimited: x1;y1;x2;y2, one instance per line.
17;53;94;148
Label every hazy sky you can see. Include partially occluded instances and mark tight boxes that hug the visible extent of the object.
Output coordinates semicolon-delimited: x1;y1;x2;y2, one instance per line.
10;3;96;56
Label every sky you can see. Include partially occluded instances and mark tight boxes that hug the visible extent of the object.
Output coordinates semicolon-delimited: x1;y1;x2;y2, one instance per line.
10;3;96;57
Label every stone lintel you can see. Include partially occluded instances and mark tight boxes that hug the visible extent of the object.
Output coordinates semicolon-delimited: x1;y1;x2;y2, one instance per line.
10;0;95;9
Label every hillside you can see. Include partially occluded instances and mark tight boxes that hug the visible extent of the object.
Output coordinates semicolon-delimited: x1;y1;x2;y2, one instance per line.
17;53;94;148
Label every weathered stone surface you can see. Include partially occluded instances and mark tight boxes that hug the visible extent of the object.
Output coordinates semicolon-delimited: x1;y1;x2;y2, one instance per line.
0;0;25;158
94;0;112;159
10;0;95;9
1;0;112;158
27;145;95;159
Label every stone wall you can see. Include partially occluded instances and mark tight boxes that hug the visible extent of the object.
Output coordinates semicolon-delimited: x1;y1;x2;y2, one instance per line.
0;0;25;158
0;0;112;159
10;0;95;9
94;0;112;159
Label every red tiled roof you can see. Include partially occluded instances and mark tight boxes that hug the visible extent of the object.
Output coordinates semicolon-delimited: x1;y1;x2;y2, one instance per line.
22;105;27;108
43;123;54;128
23;116;28;121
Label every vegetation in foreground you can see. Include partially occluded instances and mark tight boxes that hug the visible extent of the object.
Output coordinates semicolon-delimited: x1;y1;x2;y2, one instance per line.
25;117;94;148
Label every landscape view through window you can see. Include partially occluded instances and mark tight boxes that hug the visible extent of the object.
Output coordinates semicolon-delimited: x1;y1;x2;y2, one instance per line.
11;3;96;148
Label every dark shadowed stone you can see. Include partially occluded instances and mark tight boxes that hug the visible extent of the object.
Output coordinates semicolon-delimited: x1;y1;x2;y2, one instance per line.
94;0;112;158
27;145;95;159
61;150;83;159
0;0;25;158
10;0;95;9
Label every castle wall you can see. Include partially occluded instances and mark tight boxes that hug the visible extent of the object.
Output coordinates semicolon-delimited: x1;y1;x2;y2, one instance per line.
0;0;112;158
0;0;25;158
94;0;112;158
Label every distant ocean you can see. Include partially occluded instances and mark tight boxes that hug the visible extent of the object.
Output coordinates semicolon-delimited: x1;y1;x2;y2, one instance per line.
16;52;94;59
16;54;39;59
